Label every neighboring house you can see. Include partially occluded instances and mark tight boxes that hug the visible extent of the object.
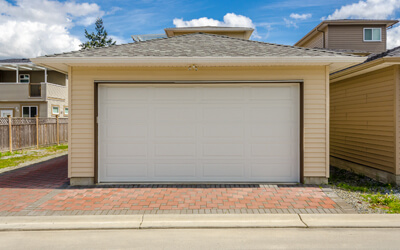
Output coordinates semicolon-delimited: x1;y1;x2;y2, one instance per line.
32;27;362;185
297;19;400;185
0;59;68;118
295;19;398;54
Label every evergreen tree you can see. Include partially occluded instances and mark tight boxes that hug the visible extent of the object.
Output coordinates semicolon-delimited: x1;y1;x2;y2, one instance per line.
80;18;116;49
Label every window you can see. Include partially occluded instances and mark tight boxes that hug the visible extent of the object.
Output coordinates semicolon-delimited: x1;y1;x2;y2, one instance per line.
22;106;38;117
364;28;381;41
52;106;59;115
19;74;30;83
64;107;68;116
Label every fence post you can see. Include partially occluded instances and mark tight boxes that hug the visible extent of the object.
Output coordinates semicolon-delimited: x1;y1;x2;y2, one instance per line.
8;115;12;153
56;115;59;146
36;116;39;149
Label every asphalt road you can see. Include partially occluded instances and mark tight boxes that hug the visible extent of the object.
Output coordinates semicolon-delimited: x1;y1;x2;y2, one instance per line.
0;228;399;250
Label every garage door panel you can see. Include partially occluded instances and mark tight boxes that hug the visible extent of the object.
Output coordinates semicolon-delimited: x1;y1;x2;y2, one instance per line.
155;107;197;122
155;125;196;137
202;163;245;177
249;86;293;100
248;106;295;122
107;124;147;138
154;87;196;100
107;106;148;122
201;87;245;100
106;143;147;157
250;163;295;178
202;144;245;157
106;87;149;101
155;163;197;177
250;143;293;157
250;124;295;138
98;83;300;183
105;163;149;178
155;144;196;157
202;124;244;137
202;108;244;123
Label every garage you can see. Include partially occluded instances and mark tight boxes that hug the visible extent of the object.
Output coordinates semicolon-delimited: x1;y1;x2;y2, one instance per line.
98;83;300;183
32;27;364;185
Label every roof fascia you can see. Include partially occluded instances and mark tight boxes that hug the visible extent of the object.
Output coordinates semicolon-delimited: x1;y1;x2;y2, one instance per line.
330;57;400;82
31;56;364;74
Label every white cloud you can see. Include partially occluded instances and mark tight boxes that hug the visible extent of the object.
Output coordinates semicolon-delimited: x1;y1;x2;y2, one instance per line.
173;13;255;28
290;13;312;20
387;26;400;48
284;18;298;28
0;0;104;59
109;35;130;45
173;13;260;39
324;0;400;20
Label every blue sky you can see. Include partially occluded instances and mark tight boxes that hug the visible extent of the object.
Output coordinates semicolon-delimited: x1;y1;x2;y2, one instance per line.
1;0;400;58
71;0;353;45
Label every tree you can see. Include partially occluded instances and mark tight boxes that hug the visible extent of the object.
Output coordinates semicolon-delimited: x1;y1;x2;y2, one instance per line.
80;18;116;49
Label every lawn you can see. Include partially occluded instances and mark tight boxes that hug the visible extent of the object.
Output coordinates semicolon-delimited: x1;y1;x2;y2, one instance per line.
0;144;68;169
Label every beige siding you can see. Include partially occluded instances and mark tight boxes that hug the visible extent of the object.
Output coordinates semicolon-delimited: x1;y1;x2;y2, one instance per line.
300;28;328;49
328;25;387;53
397;66;400;175
69;66;329;179
331;66;396;174
298;28;328;49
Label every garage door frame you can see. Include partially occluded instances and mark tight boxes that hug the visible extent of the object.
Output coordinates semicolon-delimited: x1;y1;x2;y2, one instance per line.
94;81;304;183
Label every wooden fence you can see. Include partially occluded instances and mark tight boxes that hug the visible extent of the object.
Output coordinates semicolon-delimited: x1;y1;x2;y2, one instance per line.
0;116;68;152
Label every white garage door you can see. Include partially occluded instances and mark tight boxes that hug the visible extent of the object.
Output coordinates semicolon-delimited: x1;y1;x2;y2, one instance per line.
98;83;300;183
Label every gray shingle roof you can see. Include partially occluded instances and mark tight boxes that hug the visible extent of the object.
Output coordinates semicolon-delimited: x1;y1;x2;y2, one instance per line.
0;58;31;63
44;33;358;58
366;46;400;62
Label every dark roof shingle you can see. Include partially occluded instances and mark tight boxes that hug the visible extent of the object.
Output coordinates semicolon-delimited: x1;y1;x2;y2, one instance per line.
366;46;400;62
44;33;357;58
0;58;31;63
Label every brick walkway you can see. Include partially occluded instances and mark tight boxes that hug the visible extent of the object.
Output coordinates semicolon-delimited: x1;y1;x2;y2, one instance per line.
0;155;355;216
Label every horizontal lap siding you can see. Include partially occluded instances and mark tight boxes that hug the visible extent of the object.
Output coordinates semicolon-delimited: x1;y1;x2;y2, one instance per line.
69;66;328;178
331;66;396;174
397;66;400;175
328;25;387;53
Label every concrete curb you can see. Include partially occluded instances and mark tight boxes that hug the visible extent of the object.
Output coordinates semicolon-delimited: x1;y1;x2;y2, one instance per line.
0;214;400;231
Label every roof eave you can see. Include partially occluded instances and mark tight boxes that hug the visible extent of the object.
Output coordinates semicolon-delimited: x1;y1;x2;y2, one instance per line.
31;56;365;74
330;57;400;82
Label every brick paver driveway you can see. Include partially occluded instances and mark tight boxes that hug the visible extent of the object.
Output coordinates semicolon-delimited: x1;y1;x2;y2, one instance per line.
0;156;354;216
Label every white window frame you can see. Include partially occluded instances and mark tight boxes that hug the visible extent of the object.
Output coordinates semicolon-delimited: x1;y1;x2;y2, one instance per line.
19;74;30;83
64;106;69;116
52;105;60;115
363;28;382;42
22;106;38;117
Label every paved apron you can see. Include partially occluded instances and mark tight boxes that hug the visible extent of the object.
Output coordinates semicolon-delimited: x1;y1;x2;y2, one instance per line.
0;156;355;216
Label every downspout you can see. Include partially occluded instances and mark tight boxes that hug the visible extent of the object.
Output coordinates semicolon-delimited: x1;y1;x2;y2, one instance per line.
316;28;326;49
